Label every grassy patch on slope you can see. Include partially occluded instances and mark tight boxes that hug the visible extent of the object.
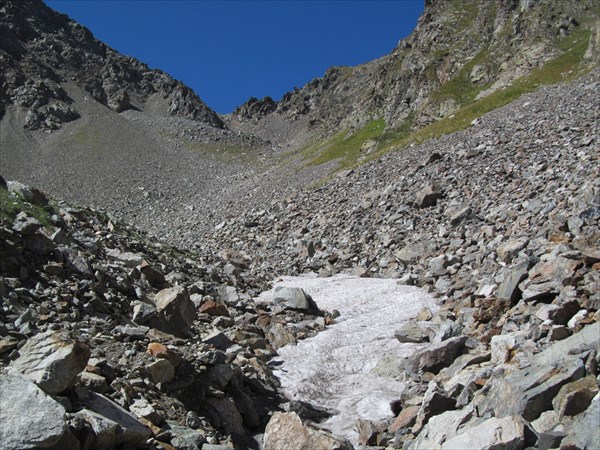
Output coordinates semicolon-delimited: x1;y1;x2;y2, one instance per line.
0;187;55;228
302;118;385;169
380;27;593;151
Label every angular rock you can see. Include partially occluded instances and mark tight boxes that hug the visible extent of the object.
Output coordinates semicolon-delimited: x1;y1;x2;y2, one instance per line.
139;260;165;287
199;300;230;317
147;342;182;367
267;322;296;349
496;238;529;263
57;245;93;275
132;302;157;325
169;424;206;450
409;408;474;450
497;265;529;301
552;375;599;418
481;355;585;421
11;330;90;394
129;396;162;424
263;412;353;450
75;390;151;446
440;416;525;450
396;241;432;264
560;392;600;450
7;181;47;204
205;397;245;436
0;371;67;450
402;335;468;375
272;286;320;313
413;382;457;431
150;286;196;338
112;325;148;340
78;371;109;393
394;321;433;343
208;363;234;389
416;182;443;208
23;233;54;254
106;248;144;267
531;321;599;366
519;254;581;302
356;419;387;446
390;405;420;432
146;359;175;384
203;329;233;350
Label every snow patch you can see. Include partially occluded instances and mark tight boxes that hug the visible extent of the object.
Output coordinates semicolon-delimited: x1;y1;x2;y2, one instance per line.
260;274;438;445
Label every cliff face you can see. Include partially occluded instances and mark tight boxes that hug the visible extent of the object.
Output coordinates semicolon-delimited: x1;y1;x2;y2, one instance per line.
230;0;598;140
0;0;224;130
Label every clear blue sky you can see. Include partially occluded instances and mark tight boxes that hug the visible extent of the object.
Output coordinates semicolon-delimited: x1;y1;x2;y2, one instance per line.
45;1;424;114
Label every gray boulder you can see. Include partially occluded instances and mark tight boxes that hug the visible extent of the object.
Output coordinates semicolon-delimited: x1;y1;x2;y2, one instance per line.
402;336;468;375
519;254;581;302
0;371;67;449
560;392;600;450
408;408;474;450
394;321;434;343
10;330;90;394
272;287;320;313
263;412;354;450
168;424;206;450
497;265;528;301
440;416;526;450
552;375;599;418
416;182;443;208
150;286;196;338
480;355;585;421
75;390;151;447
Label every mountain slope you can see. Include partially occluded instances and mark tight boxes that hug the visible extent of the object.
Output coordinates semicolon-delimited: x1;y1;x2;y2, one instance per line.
230;0;599;149
0;0;598;248
0;0;223;129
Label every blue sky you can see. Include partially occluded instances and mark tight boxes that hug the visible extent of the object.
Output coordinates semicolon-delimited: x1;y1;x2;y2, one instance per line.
46;1;424;113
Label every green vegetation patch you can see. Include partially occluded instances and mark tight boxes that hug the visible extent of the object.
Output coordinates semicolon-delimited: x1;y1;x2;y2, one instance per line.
67;123;105;156
381;27;593;151
0;186;55;228
303;118;386;169
430;46;496;106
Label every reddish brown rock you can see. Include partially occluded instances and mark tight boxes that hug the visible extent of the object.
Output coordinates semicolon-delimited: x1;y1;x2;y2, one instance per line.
147;342;182;367
198;300;230;317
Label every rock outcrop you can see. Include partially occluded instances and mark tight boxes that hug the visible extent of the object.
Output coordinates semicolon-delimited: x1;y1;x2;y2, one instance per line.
0;0;223;129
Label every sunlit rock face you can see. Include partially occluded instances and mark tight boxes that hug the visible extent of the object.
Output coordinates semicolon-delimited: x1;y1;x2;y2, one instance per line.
259;275;437;445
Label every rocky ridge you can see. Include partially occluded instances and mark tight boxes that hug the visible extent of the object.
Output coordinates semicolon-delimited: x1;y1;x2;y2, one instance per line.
230;0;599;144
0;0;223;130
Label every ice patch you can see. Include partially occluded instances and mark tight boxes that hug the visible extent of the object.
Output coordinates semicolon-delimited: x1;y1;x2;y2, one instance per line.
260;274;438;445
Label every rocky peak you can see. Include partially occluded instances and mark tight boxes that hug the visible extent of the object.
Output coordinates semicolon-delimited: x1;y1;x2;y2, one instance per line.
233;0;598;142
232;96;277;122
0;0;224;130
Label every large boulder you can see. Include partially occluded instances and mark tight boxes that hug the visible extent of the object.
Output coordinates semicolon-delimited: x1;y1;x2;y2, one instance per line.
440;416;526;450
402;336;468;375
0;371;67;449
416;182;443;208
560;392;600;449
263;412;354;450
10;330;90;394
150;286;196;338
272;287;321;313
408;408;474;449
480;355;585;421
74;390;151;447
519;254;581;302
